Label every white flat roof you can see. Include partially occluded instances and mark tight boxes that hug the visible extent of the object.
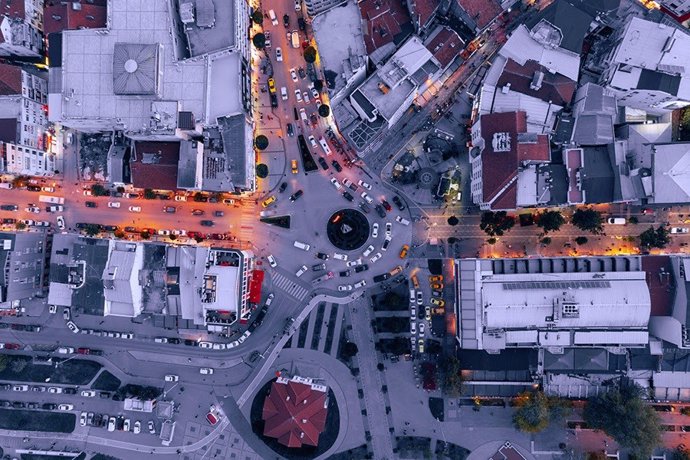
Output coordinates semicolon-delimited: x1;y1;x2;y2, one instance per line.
206;53;243;122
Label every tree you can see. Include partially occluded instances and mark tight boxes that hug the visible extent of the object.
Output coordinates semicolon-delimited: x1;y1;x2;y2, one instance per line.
144;188;156;200
140;231;151;240
639;225;670;249
513;391;550;433
447;216;459;226
252;33;266;49
113;230;125;239
91;184;109;196
0;355;7;373
341;342;359;359
629;216;639;224
439;355;463;397
10;358;28;373
537;211;565;233
318;104;331;118
673;446;690;460
480;211;515;236
304;46;317;63
84;224;101;236
313;79;324;92
487;237;497;245
251;10;264;24
255;135;269;150
541;237;552;245
571;208;604;234
575;236;588;245
256;163;268;178
15;222;26;230
583;383;661;459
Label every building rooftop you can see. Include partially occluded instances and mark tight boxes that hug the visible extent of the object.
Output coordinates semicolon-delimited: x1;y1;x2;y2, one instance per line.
130;141;181;191
524;0;593;54
262;376;328;448
424;26;463;69
358;0;413;54
580;145;615;203
176;0;236;57
408;0;439;30
43;1;108;35
652;142;690;204
206;53;243;122
456;0;502;30
497;59;576;107
0;231;46;303
0;63;22;95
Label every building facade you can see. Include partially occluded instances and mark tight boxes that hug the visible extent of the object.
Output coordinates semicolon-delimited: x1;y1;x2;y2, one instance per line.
0;231;49;309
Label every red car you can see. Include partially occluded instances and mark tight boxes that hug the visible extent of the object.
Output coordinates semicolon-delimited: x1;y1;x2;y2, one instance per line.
77;348;90;355
211;233;227;240
4;343;20;350
206;412;218;425
381;200;392;211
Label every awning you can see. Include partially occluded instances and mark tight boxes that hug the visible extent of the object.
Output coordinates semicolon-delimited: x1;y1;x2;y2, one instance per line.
249;270;264;304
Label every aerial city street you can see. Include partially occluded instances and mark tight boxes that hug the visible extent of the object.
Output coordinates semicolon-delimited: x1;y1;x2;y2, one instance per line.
1;0;690;458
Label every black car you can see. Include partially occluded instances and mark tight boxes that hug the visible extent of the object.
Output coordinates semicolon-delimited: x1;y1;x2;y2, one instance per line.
375;204;386;218
214;210;224;217
286;123;294;137
200;220;214;227
312;263;326;271
99;391;111;399
332;160;342;172
318;157;329;170
343;191;354;202
42;403;57;410
298;17;306;30
27;402;38;409
124;226;138;233
26;185;41;192
64;387;77;395
12;401;26;408
298;67;306;79
85;201;97;208
283;14;290;27
339;270;351;277
392;195;405;210
90;349;104;356
0;205;17;211
157;194;172;200
2;218;16;224
279;182;288;193
168;337;180;344
358;202;371;214
316;252;329;260
382;238;391;250
0;400;10;408
355;264;369;273
209;196;219;203
184;339;198;346
270;93;278;108
373;273;390;283
76;223;89;229
103;225;118;232
289;190;304;202
293;107;299;120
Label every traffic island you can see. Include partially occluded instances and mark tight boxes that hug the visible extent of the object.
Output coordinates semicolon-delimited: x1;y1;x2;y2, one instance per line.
326;209;370;251
0;408;75;433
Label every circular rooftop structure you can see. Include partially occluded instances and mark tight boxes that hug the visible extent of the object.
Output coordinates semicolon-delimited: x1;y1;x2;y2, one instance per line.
326;209;369;251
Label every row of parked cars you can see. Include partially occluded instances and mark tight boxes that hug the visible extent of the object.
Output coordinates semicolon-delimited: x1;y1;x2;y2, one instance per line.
82;412;156;434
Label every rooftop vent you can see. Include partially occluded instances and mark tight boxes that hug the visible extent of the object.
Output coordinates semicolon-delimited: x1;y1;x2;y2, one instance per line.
530;71;544;91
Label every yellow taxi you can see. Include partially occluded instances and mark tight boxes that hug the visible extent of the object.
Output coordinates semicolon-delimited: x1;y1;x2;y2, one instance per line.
430;298;445;307
261;196;277;208
399;244;409;259
429;275;443;282
291;159;298;174
430;283;444;290
267;77;276;93
410;274;419;289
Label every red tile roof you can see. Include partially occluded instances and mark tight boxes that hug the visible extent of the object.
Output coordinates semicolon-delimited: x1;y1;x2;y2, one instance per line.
359;0;412;54
491;181;517;211
517;134;550;162
262;378;328;448
425;27;463;69
457;0;502;30
2;0;26;20
497;59;577;107
0;63;22;96
408;0;439;30
131;141;180;191
43;2;108;35
641;256;674;317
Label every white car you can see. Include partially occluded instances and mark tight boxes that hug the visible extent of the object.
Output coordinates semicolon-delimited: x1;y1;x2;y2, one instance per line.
154;337;168;343
83;190;92;196
372;223;379;238
171;229;186;236
49;304;57;314
385;222;392;238
66;321;80;333
338;284;353;291
107;202;121;208
318;137;331;155
303;91;310;104
58;404;74;411
363;245;375;257
174;195;187;202
128;206;141;213
266;293;275;306
267;254;277;268
108;417;116;432
358;180;372;190
333;253;348;261
419;322;425;336
354;280;367;289
158;230;171;236
330;178;342;190
57;215;65;230
411;306;417;318
290;68;298;82
212;343;225;350
310;87;319;99
396;215;410;225
346;258;362;267
123;419;131;431
417;291;423;305
295;89;303;102
148;420;156;434
199;341;212;349
361;192;373;204
133;420;141;434
295;0;301;10
165;374;179;382
308;135;318;148
13;385;29;392
275;47;283;61
671;227;689;234
26;206;40;213
200;367;214;375
315;97;322;108
121;332;134;339
281;87;288;101
296;265;308;277
410;321;417;334
370;252;382;263
80;412;87;426
81;390;96;397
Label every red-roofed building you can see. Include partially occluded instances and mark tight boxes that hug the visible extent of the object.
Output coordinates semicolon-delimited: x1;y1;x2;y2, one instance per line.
43;1;107;35
262;376;328;449
497;59;577;107
454;0;502;31
0;0;43;58
469;111;551;210
406;0;439;33
0;63;22;96
359;0;413;55
130;141;180;191
424;26;464;69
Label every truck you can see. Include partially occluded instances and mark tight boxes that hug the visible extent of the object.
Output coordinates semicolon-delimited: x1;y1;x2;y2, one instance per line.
39;195;65;204
291;31;300;49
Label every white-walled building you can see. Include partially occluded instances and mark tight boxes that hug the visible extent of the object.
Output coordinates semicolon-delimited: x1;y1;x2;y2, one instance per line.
0;0;44;59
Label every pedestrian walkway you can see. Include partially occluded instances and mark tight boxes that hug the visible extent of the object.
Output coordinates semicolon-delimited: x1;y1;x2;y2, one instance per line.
270;271;310;301
284;302;346;357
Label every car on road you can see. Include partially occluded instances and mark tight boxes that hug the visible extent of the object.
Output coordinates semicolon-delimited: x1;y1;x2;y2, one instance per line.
206;412;219;425
164;374;179;383
333;252;348;261
339;269;351;277
66;321;79;333
607;217;625;225
296;265;308;277
375;204;386;218
63;308;71;320
370;252;382;263
308;135;318;148
26;206;40;213
381;199;392;211
358;180;372;190
358;202;371;214
158;229;171;236
354;280;367;289
13;384;29;392
58;404;74;411
294;89;303;102
295;0;301;10
431;283;443;290
201;220;214;227
267;255;277;267
0;205;18;211
318;156;329;170
81;390;96;397
128;206;141;213
291;159;299;174
310;87;319;99
425;306;432;321
316;252;329;260
346;258;362;267
163;206;176;213
148;420;156;434
338;284;353;291
332;160;342;172
343;191;354;202
330;178;342;190
262;196;277;208
290;68;298;82
431;298;445;307
312;263;326;271
303;91;310;104
85;201;97;208
363;245;375;257
108;417;116;432
385;222;392;237
392;195;405;210
395;215;410;225
199;367;214;375
174;195;187;202
123;419;131;431
80;412;87;426
671;227;689;234
57;215;65;230
416;291;423;305
276;46;283;61
399;245;409;258
83;190;92;196
133;420;141;434
418;338;424;353
286;123;294;137
429;275;443;282
372;223;379;237
361;192;373;204
1;218;16;224
354;264;369;273
107;202;121;208
300;107;308;123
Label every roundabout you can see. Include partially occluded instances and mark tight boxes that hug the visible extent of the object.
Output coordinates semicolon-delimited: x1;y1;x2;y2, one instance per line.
326;209;370;251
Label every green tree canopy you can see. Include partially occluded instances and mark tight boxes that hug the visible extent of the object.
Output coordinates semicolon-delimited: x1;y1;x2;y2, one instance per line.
144;189;156;200
341;342;359;359
639;225;670;249
252;33;266;49
91;184;109;196
513;391;550;433
447;216;459;226
255;135;269;150
318;104;331;118
313;79;324;91
256;163;269;179
537;211;565;233
480;211;515;236
583;383;661;459
251;10;264;24
571;208;604;234
84;224;101;236
575;236;588;245
304;46;317;63
439;355;463;397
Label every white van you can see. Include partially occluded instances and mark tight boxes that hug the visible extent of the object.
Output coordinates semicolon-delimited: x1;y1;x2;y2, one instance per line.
607;217;626;225
318;137;332;155
294;241;311;251
268;9;278;25
281;87;288;101
300;108;308;123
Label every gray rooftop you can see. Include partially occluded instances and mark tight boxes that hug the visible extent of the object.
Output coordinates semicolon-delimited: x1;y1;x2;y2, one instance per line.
652;142;690;204
112;43;162;96
177;0;236;57
581;145;615;203
0;232;46;303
